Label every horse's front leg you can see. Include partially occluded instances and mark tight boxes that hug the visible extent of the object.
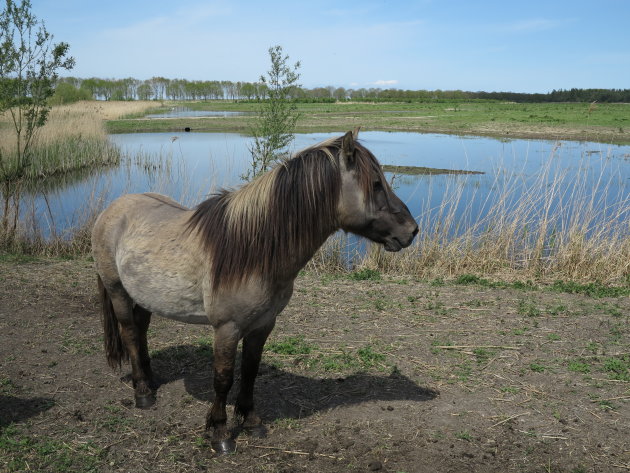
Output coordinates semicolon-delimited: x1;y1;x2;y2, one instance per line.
206;322;240;454
235;319;276;437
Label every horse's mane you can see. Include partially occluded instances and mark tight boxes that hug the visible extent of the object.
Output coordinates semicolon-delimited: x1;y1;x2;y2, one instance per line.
187;135;383;292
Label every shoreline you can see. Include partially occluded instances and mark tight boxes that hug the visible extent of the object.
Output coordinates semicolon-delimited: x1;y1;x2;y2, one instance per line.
106;116;630;145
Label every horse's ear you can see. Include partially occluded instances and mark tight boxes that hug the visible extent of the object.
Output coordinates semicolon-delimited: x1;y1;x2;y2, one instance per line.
352;127;360;140
342;130;356;166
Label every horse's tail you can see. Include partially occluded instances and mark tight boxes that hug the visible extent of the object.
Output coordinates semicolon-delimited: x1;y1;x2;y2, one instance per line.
97;274;128;369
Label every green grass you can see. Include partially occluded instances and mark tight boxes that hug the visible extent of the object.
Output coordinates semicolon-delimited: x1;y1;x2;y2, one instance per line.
381;164;484;175
568;360;591;374
473;348;495;364
603;355;630;381
529;362;546;373
455;430;473;441
312;345;388;372
0;424;104;472
454;274;538;291
451;274;629;298
550;280;630;298
357;345;387;367
265;339;389;373
105;100;630;144
266;336;314;355
0;253;42;264
0;376;17;394
517;299;541;317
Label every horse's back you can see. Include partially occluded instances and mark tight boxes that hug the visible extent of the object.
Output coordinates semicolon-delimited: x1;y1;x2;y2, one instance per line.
92;193;190;253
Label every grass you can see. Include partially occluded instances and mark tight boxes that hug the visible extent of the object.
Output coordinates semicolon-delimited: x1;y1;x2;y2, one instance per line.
381;165;484;175
603;355;630;381
266;336;314;355
104;100;630;144
529;362;546;373
0;424;104;472
265;337;390;373
549;280;630;298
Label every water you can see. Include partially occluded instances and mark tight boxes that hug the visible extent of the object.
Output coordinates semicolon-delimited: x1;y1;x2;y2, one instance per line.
145;107;251;119
14;131;630;239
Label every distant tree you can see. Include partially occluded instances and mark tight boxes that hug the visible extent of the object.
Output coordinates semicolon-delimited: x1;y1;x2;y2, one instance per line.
333;87;347;101
243;45;301;181
137;82;153;100
240;82;256;100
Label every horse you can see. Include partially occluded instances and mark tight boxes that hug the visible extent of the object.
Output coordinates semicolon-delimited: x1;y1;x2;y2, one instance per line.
91;129;418;454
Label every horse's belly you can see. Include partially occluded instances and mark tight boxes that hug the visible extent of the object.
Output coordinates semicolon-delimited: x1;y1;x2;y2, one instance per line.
132;284;209;324
153;311;210;324
119;260;208;324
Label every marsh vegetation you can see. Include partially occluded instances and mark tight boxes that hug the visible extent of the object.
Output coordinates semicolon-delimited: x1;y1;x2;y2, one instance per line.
1;100;629;286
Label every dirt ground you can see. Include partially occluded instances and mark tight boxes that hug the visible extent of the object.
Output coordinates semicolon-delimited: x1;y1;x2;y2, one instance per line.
1;257;628;473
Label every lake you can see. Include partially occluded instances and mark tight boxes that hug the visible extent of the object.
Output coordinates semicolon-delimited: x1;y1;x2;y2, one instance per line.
17;131;630;240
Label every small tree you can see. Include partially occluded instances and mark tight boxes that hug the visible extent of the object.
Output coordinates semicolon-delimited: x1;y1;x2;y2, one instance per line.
243;45;301;181
0;0;73;238
0;0;75;181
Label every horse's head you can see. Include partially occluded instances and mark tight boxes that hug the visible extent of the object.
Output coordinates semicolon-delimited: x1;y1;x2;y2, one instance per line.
337;130;418;252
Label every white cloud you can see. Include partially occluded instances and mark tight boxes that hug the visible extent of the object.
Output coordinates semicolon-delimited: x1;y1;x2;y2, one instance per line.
372;80;399;86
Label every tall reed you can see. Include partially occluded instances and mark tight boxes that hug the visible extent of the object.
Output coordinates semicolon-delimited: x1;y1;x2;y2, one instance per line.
347;151;630;284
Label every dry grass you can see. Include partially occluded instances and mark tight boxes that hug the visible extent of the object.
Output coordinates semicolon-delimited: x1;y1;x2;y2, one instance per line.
348;157;630;284
0;100;158;157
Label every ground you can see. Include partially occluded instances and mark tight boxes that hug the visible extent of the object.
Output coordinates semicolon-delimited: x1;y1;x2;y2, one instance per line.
0;258;628;473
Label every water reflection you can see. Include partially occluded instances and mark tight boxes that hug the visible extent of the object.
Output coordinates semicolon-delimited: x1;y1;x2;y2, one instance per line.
9;131;630;240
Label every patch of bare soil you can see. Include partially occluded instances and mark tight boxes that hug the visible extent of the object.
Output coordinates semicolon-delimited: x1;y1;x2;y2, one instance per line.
1;258;628;472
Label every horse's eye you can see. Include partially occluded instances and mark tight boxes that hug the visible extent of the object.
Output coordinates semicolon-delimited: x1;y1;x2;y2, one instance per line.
373;181;383;192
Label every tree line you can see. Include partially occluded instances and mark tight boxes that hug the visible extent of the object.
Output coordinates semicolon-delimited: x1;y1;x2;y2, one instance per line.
52;77;630;104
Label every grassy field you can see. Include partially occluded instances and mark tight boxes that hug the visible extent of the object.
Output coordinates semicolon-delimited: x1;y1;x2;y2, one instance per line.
105;100;630;144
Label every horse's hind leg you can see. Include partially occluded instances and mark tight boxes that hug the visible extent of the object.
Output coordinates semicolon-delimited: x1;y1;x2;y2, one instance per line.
109;290;156;408
235;320;275;437
133;304;153;386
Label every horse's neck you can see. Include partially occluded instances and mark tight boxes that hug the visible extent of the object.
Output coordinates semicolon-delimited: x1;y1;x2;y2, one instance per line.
272;207;337;281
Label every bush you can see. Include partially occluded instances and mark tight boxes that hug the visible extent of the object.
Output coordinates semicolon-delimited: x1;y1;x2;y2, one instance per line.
49;82;92;105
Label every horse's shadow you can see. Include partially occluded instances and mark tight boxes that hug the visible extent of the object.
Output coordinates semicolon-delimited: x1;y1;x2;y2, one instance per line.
146;344;437;421
0;395;55;427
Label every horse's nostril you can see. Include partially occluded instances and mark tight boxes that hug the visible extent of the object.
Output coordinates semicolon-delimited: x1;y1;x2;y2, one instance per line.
412;226;419;237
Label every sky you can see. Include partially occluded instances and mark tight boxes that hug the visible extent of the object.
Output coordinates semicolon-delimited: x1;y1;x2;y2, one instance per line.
31;0;630;93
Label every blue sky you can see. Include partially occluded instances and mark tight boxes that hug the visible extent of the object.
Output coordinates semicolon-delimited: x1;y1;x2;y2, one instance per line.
32;0;630;93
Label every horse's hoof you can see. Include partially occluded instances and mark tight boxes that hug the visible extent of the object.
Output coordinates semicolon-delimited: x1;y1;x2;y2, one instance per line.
244;424;267;438
212;438;237;455
135;394;155;409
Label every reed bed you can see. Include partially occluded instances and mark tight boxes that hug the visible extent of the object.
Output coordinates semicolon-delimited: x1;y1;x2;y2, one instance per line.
330;155;630;284
0;101;161;179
